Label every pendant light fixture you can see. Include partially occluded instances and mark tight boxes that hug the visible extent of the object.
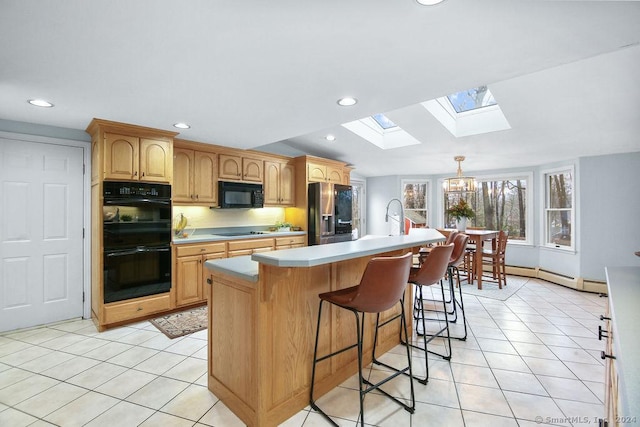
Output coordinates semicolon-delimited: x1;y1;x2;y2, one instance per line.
443;156;476;193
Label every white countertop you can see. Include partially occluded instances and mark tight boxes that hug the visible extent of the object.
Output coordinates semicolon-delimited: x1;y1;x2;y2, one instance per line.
252;229;444;267
605;266;640;420
173;230;306;244
204;230;444;281
205;256;259;282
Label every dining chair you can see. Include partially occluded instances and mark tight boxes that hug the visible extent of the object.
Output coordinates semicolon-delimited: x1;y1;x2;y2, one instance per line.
405;243;454;384
310;252;415;427
480;230;508;288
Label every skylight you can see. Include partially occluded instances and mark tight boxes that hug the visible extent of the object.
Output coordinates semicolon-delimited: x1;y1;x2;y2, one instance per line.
371;113;397;130
447;86;497;113
342;113;420;150
422;85;510;138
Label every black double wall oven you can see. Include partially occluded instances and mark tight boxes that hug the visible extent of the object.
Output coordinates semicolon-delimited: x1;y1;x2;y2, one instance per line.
102;181;172;304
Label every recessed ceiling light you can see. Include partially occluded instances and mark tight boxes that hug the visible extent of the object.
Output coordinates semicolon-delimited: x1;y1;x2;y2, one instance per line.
28;99;54;108
337;97;357;107
325;134;336;142
416;0;445;5
173;122;191;129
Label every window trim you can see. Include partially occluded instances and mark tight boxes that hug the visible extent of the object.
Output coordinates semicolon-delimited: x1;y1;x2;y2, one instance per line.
540;165;576;252
401;178;429;229
439;171;534;246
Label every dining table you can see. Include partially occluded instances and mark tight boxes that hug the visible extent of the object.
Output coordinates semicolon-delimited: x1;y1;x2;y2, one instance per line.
440;228;500;290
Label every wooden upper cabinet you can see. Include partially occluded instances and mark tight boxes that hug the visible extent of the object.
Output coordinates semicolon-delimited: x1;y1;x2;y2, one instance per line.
264;161;295;206
173;148;194;202
219;154;242;180
308;161;343;184
219;154;263;182
194;151;217;203
103;133;171;183
279;162;295;204
140;138;172;182
242;157;263;182
173;148;217;204
104;133;139;180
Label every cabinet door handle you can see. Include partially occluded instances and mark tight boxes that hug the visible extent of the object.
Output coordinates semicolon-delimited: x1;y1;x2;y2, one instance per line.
598;325;608;340
600;351;616;360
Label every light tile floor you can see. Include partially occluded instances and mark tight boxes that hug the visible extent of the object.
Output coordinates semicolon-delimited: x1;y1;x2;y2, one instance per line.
0;277;608;426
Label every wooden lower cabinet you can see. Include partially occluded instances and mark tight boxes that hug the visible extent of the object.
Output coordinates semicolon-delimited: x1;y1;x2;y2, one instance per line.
602;303;619;427
227;238;274;257
206;248;409;427
175;242;226;307
100;236;306;327
274;235;306;249
103;293;171;325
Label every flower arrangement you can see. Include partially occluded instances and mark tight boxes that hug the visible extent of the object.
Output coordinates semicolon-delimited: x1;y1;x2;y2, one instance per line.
446;199;475;220
275;221;292;231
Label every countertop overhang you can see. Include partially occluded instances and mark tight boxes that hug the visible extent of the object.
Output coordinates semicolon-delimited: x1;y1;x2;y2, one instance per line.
251;230;445;267
204;230;445;282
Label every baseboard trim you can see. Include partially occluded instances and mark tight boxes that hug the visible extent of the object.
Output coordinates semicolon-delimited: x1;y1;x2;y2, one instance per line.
500;265;607;294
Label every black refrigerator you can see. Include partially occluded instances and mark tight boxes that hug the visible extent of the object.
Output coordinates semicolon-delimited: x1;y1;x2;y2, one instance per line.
308;182;353;245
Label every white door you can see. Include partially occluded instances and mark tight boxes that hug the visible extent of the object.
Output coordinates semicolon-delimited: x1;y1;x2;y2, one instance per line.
0;138;85;332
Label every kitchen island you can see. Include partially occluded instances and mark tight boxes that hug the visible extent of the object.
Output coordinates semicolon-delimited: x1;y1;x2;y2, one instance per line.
204;230;445;427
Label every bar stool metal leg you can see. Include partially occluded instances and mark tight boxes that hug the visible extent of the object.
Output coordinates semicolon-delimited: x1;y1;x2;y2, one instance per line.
448;265;468;341
310;298;416;426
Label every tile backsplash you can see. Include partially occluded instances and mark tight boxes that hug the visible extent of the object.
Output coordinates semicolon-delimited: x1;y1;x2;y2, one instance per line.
172;206;285;229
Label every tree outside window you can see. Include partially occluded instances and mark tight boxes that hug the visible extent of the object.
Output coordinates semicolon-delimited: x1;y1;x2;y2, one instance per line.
544;169;573;249
444;178;528;241
402;180;428;228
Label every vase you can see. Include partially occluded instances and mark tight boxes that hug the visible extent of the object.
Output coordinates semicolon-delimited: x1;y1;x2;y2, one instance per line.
456;217;467;232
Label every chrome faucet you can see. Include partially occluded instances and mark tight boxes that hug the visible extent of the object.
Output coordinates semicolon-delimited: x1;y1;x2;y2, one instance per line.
385;198;405;236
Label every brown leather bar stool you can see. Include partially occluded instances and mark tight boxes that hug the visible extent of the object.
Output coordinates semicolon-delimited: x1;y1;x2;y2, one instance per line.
415;230;458;315
418;230;458;266
406;243;454;384
310;252;415;427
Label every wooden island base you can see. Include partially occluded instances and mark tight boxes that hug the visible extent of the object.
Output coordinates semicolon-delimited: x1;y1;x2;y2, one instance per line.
206;248;414;427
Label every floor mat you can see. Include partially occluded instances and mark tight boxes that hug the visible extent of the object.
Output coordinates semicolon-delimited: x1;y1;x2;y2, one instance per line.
150;306;207;339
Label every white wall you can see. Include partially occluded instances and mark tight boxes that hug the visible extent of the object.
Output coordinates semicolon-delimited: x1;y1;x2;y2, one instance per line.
579;152;640;280
366;176;403;236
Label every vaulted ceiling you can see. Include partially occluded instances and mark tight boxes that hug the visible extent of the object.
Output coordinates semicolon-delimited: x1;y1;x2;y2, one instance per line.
1;0;639;176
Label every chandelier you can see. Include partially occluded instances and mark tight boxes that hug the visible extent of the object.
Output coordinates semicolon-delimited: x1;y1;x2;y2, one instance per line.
443;156;476;193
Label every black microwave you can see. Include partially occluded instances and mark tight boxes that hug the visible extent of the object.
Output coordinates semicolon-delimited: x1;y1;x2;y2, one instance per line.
218;181;264;208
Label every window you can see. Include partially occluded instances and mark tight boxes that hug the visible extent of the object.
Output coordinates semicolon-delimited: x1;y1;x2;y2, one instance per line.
543;168;574;250
351;180;365;238
447;86;497;113
371;113;397;130
403;180;428;228
443;174;531;243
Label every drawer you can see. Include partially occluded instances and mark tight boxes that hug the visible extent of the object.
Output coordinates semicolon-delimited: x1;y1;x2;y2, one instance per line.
103;293;171;324
227;238;274;252
275;235;306;247
176;242;226;257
